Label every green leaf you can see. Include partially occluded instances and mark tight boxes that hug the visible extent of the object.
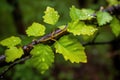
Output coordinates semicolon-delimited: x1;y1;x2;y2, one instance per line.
110;17;120;36
67;20;97;36
30;44;54;74
96;11;113;26
0;36;21;48
58;25;66;30
5;47;24;62
43;6;60;25
70;6;95;21
26;22;45;37
54;35;87;63
107;0;120;6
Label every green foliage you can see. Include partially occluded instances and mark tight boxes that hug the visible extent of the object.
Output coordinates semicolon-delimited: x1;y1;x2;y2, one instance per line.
70;6;95;21
1;1;120;78
26;22;46;37
18;0;78;26
58;25;66;30
5;47;24;62
30;44;54;74
67;20;97;36
96;11;113;26
95;27;114;42
54;35;87;63
107;0;120;6
0;36;23;62
110;17;120;36
43;6;60;25
0;36;21;48
13;63;41;80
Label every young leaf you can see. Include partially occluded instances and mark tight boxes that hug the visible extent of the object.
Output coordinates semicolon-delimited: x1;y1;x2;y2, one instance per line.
107;0;119;6
30;44;54;74
70;6;95;21
67;20;97;36
54;35;87;63
26;22;45;37
96;11;113;26
43;6;60;25
0;36;21;48
110;17;120;36
58;25;66;30
5;47;24;62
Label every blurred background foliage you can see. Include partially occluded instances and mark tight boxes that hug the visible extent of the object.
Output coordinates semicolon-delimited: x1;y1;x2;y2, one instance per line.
0;0;120;80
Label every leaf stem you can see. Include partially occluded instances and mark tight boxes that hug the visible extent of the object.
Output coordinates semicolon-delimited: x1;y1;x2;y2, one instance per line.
0;4;120;78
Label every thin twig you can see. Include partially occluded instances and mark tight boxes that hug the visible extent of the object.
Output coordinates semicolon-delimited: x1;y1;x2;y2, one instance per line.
0;26;68;77
0;4;120;78
0;55;31;79
0;55;5;61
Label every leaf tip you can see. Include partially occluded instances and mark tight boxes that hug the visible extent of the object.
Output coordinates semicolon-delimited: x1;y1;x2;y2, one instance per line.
43;6;60;25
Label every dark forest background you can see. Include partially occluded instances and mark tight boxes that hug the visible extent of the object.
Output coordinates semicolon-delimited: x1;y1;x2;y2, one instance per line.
0;0;120;80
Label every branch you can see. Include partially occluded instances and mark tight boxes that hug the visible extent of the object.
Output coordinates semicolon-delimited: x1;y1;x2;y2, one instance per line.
0;26;68;67
0;55;5;61
0;55;31;79
0;55;11;67
0;4;120;78
104;4;120;15
0;26;68;78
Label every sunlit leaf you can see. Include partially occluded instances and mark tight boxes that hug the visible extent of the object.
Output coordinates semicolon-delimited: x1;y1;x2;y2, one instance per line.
70;6;95;21
54;35;87;63
30;44;54;74
5;47;24;62
67;20;97;36
26;22;45;37
110;17;120;36
58;25;66;30
43;6;60;25
96;11;113;26
107;0;120;6
0;36;21;48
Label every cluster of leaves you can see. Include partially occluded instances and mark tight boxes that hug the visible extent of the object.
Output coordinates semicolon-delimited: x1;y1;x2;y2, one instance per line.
0;36;23;62
0;5;120;74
